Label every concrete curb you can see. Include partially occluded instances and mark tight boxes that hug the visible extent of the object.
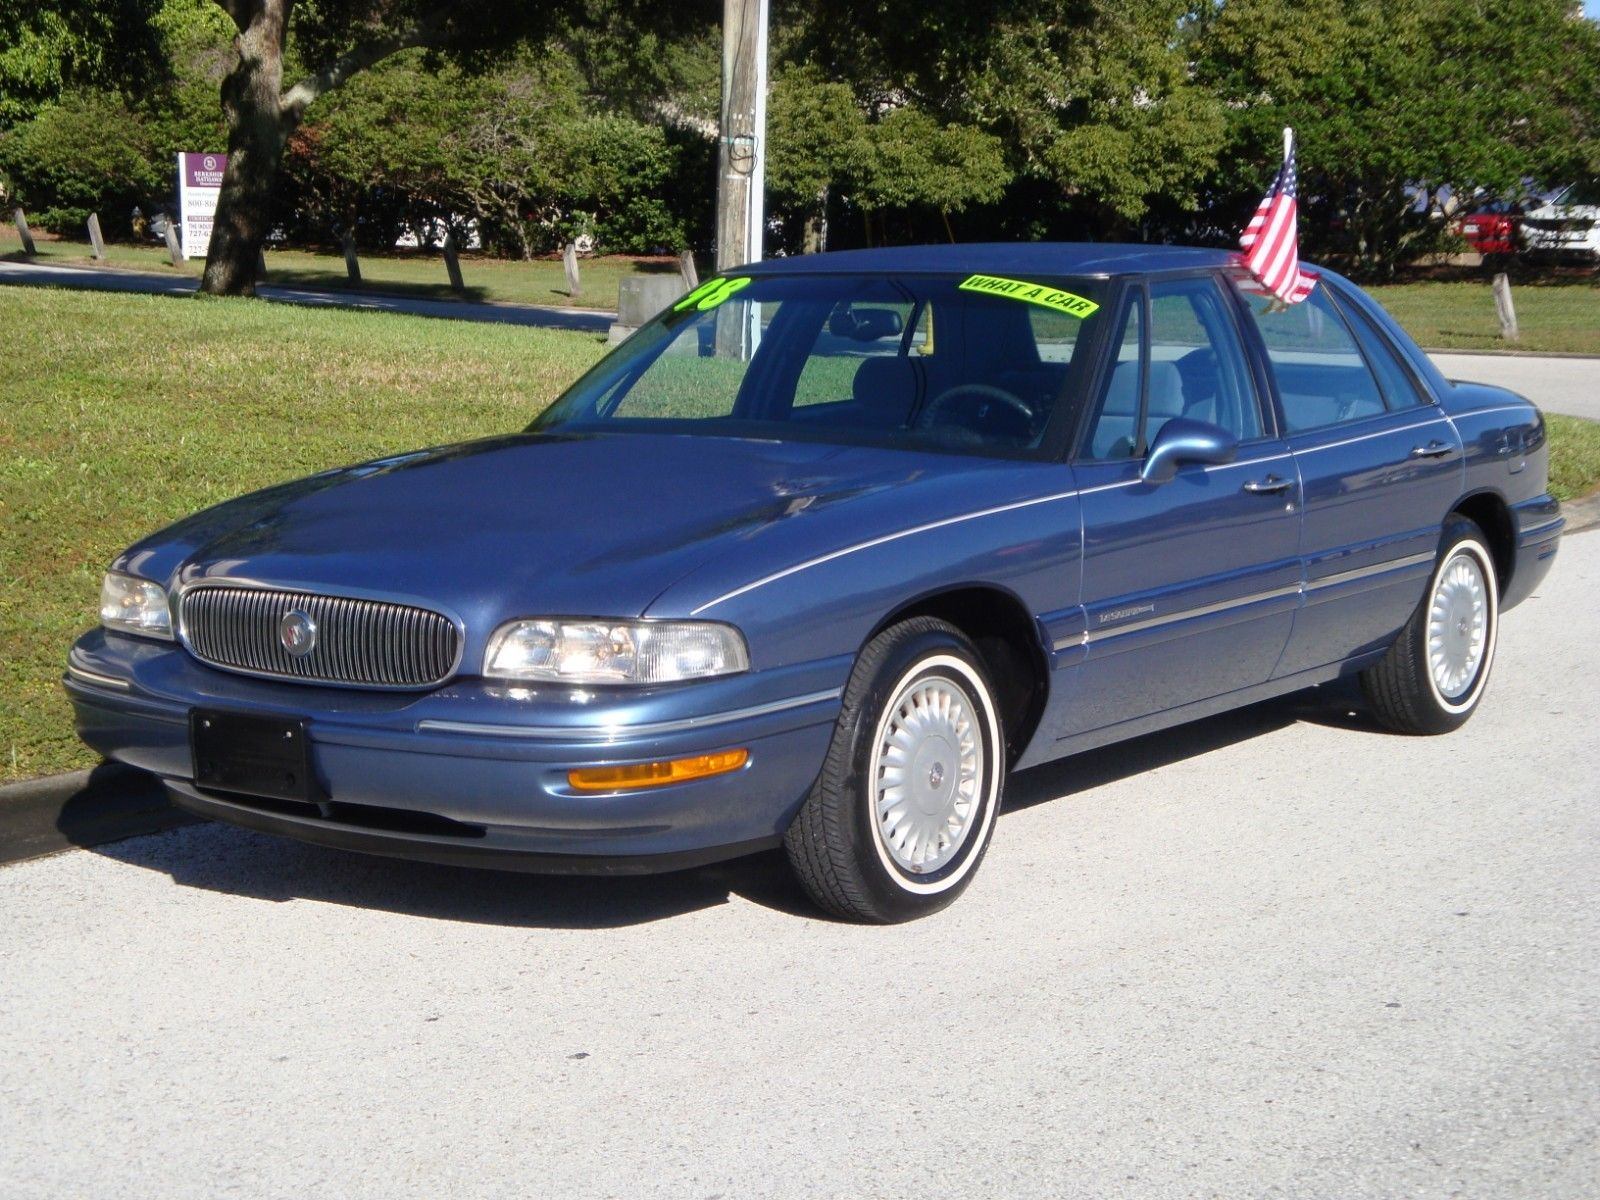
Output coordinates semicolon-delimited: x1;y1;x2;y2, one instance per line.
1563;492;1600;535
0;764;195;868
1423;346;1600;361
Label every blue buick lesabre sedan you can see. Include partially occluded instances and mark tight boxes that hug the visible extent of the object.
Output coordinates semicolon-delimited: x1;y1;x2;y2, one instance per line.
68;245;1564;922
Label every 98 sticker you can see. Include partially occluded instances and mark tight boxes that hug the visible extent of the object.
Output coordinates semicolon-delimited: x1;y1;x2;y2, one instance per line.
673;276;754;312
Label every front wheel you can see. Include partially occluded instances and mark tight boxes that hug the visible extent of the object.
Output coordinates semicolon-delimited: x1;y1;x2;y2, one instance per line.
784;617;1005;923
1360;515;1499;734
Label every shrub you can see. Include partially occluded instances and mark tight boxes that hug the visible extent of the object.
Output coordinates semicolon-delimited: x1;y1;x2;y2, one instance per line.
0;92;161;236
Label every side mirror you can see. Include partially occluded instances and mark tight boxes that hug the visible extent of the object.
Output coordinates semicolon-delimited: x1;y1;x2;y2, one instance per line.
1140;417;1239;484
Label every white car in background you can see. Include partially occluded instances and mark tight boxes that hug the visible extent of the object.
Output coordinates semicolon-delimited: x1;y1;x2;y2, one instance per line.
1520;182;1600;261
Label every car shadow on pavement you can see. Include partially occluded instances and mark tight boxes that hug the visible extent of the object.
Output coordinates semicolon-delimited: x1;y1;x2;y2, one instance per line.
80;681;1377;928
1003;678;1379;813
85;824;821;928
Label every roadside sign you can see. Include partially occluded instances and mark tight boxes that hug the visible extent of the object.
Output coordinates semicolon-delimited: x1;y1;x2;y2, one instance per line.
176;152;227;260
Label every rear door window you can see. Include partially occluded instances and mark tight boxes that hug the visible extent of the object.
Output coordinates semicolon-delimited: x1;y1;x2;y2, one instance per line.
1234;282;1386;432
1338;300;1429;410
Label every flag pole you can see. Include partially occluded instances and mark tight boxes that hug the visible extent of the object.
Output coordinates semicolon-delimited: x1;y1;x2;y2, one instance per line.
1283;126;1293;161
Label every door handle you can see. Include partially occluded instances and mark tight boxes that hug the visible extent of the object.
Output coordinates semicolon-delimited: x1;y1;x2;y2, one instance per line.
1410;440;1456;460
1242;474;1293;495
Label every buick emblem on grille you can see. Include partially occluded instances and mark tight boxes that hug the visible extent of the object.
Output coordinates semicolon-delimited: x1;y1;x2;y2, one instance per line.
278;609;318;658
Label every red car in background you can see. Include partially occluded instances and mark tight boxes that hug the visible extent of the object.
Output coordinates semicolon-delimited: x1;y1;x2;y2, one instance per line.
1455;206;1519;256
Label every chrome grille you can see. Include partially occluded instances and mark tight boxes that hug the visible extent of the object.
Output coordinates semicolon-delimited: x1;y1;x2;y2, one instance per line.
180;586;460;688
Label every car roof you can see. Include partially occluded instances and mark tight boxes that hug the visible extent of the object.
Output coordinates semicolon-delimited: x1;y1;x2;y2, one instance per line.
736;242;1243;279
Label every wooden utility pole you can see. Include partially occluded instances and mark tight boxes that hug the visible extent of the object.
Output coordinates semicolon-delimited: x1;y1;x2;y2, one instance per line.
715;0;767;274
714;0;767;358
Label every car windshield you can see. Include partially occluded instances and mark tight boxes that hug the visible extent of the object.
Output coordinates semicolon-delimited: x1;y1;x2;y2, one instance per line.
530;272;1113;457
1553;181;1600;207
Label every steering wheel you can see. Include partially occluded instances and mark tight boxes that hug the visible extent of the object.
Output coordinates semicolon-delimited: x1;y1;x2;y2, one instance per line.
915;384;1035;438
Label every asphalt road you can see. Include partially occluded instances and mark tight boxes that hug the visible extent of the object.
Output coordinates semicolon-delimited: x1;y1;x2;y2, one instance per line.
0;259;614;333
3;535;1595;1197
1431;352;1600;422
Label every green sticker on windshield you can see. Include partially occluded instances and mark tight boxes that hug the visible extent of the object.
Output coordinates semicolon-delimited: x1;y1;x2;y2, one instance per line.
957;274;1100;318
673;275;753;312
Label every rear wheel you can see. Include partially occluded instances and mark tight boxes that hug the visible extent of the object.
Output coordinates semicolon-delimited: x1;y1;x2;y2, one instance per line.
784;617;1005;923
1360;515;1499;734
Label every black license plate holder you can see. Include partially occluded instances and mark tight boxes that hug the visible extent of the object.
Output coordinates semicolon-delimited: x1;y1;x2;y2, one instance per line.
190;709;318;803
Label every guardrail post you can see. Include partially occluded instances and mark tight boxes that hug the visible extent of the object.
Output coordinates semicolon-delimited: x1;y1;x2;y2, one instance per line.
563;242;581;298
443;233;465;293
13;209;37;255
86;213;106;260
1492;272;1518;342
678;249;699;290
342;232;361;283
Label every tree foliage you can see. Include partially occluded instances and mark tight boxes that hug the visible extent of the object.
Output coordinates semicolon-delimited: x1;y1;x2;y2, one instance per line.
0;0;167;130
3;0;1598;277
0;91;161;233
1193;0;1600;273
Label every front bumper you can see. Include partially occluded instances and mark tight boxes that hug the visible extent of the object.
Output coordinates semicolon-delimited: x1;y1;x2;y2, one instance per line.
66;629;846;872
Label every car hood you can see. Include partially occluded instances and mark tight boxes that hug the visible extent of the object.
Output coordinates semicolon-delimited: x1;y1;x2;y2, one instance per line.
118;431;1005;629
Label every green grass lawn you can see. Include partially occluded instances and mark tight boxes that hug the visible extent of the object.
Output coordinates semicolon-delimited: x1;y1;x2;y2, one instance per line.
1547;415;1600;504
0;224;673;311
0;285;608;782
2;283;1597;784
1363;279;1600;355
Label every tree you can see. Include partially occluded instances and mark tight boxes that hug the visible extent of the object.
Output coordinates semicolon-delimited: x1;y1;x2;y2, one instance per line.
781;0;1225;236
766;65;868;251
197;0;714;296
0;1;166;131
0;91;162;233
858;108;1009;242
1193;0;1600;274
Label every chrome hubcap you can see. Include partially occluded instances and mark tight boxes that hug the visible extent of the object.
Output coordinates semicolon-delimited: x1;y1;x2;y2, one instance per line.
1427;551;1489;700
871;676;984;875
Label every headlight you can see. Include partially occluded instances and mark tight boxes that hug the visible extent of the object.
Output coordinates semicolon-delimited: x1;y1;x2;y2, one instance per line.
484;619;749;684
99;572;173;640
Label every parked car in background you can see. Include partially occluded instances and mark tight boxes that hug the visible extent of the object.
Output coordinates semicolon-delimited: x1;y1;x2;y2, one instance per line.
1520;182;1600;261
1454;203;1520;257
67;245;1564;922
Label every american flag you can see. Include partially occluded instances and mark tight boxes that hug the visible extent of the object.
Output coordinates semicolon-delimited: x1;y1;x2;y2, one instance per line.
1238;128;1318;304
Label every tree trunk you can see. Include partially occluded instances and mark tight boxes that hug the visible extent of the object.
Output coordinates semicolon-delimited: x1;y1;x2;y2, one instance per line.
202;3;293;297
802;185;828;254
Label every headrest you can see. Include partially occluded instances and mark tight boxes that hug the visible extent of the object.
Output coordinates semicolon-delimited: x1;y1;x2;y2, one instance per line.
1147;362;1185;418
1101;360;1140;415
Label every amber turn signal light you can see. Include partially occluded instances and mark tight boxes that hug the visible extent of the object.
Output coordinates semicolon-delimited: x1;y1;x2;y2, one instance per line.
567;748;749;793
